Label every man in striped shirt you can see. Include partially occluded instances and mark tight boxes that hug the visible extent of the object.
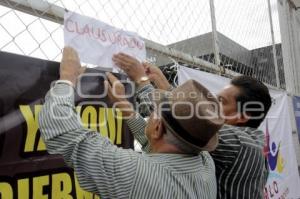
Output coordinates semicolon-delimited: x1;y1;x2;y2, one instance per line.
39;47;224;199
112;53;272;199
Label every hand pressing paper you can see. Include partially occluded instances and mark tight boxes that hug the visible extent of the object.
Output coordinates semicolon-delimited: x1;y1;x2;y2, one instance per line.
64;11;146;72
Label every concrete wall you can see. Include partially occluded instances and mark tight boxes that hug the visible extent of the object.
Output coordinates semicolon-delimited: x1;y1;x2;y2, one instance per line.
168;32;252;66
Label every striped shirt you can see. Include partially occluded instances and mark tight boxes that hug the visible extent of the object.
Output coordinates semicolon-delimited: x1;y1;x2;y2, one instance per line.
134;83;268;199
210;125;268;199
38;83;217;199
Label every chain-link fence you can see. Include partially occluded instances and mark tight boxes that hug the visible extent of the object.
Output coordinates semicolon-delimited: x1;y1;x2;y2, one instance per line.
0;2;62;60
214;0;283;87
0;0;290;151
0;0;287;88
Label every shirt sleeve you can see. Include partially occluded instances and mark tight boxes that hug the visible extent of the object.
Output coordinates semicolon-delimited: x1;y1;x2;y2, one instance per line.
38;83;138;199
132;83;174;152
126;114;150;152
210;125;241;169
135;84;155;117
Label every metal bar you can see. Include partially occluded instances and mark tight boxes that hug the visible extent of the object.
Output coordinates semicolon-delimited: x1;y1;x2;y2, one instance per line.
290;5;300;94
277;0;300;95
0;0;64;23
209;0;221;67
267;0;281;88
278;0;294;93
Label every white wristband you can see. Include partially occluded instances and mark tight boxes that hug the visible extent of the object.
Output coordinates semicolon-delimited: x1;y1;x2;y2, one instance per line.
55;80;74;88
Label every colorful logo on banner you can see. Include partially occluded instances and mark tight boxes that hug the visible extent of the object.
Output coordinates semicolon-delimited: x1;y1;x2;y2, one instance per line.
263;120;289;199
264;120;285;177
293;96;300;143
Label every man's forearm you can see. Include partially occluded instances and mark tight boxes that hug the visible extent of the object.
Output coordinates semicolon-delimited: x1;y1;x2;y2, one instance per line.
135;83;155;117
38;83;81;143
152;75;172;91
38;83;138;197
38;83;99;193
126;113;150;152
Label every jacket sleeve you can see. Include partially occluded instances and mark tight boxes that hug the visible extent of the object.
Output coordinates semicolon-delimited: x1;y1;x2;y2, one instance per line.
134;84;155;117
38;83;138;198
126;114;151;152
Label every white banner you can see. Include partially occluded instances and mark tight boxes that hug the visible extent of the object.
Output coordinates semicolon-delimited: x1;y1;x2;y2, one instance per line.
178;65;300;199
64;12;146;71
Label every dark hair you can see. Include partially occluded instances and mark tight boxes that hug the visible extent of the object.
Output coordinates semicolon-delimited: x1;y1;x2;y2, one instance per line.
231;76;272;128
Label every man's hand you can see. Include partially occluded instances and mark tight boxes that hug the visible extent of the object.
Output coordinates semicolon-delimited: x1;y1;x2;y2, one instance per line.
105;72;135;118
60;47;85;85
142;62;172;90
112;53;149;86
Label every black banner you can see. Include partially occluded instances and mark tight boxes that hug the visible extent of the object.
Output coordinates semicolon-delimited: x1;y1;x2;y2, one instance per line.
0;51;134;198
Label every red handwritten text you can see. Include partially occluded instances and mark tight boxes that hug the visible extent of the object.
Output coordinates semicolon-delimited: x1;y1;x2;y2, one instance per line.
65;19;144;50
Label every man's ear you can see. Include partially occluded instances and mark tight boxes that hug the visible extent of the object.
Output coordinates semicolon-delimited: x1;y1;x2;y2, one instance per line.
237;112;250;125
152;119;164;140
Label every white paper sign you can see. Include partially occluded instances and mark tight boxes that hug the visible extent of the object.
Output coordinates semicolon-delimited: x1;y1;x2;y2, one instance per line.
64;12;146;71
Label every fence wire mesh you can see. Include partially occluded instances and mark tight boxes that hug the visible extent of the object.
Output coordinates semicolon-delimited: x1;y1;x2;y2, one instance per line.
0;0;286;88
0;0;289;150
0;0;294;152
0;4;62;60
214;0;285;88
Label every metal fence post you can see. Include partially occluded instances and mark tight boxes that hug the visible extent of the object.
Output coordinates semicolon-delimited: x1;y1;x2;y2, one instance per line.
209;0;221;68
277;0;300;95
267;0;281;88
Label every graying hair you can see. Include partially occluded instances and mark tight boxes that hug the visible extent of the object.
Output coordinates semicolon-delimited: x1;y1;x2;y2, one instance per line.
163;129;200;154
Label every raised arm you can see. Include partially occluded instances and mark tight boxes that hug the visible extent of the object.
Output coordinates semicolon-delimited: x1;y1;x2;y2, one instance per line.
38;47;138;198
105;72;150;152
112;53;172;117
